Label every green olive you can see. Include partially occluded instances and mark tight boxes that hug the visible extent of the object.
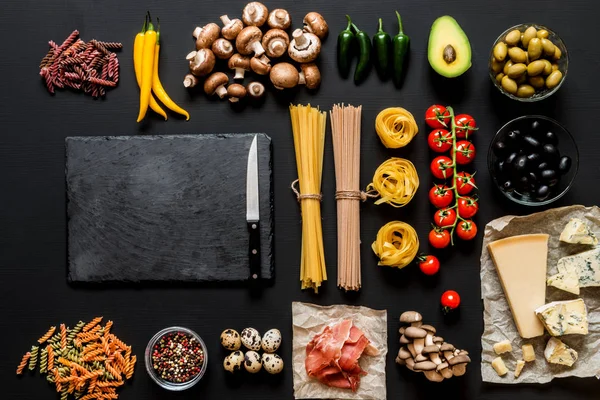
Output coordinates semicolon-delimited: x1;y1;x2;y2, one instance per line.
507;63;527;79
541;59;553;75
503;59;514;75
528;38;543;61
491;58;504;74
508;47;528;63
516;74;527;84
528;75;545;89
517;84;535;98
496;72;505;83
501;75;518;94
553;46;562;61
552;63;559;72
505;29;522;46
527;60;546;76
522;26;537;47
541;38;555;56
537;29;549;39
546;70;563;89
493;42;508;62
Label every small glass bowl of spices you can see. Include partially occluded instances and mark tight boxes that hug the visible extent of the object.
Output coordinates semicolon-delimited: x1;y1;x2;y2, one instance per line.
145;326;208;391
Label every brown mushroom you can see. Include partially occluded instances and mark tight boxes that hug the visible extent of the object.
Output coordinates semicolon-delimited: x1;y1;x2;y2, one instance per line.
193;23;220;50
227;83;247;102
212;38;234;59
299;63;321;89
187;49;216;77
395;355;406;365
405;357;415;371
267;8;291;29
406;343;417;358
269;62;299;89
246;82;265;99
414;354;428;363
303;12;329;39
250;54;271;75
423;370;445;382
242;2;268;27
399;335;410;345
236;26;265;56
437;362;454;379
404;327;427;339
420;325;437;335
398;327;406;335
413;361;437;372
448;354;471;377
397;347;412;361
228;54;251;80
183;73;200;88
220;15;243;40
262;29;290;58
422;345;442;365
433;336;444;344
400;311;423;324
288;29;321;63
203;72;228;99
440;343;456;362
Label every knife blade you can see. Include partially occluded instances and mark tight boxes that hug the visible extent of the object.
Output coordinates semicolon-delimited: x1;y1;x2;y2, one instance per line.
246;135;261;281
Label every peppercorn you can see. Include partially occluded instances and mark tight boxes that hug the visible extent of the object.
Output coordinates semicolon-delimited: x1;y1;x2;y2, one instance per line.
151;331;205;383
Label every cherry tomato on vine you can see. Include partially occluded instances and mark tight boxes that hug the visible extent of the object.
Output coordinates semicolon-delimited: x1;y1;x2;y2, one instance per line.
434;208;457;227
441;290;461;314
454;140;476;165
430;156;454;179
455;114;478;139
457;197;479;218
427;129;452;153
417;255;440;275
429;228;451;249
429;185;454;208
425;105;451;129
456;220;478;240
455;172;476;195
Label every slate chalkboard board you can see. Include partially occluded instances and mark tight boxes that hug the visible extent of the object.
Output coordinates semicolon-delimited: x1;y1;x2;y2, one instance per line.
66;133;273;283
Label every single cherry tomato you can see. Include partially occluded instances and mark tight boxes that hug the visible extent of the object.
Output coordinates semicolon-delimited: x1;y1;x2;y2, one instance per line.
456;219;478;240
430;156;454;180
425;105;451;129
429;228;451;249
417;255;440;275
434;208;457;227
455;114;478;139
457;197;479;218
454;140;476;165
429;185;454;208
454;172;476;195
427;129;452;153
441;290;461;314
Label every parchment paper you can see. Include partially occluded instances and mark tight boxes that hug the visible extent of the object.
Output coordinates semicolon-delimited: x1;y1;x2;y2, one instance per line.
292;302;387;399
480;205;600;384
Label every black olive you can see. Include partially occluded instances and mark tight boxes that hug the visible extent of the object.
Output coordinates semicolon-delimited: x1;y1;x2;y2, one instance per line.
513;154;528;173
531;120;542;133
505;152;518;166
547;178;559;187
522;135;541;149
544;131;558;146
493;141;508;157
518;176;530;190
558;156;572;174
502;180;514;192
538;162;549;171
527;153;541;166
528;172;538;184
496;160;506;175
506;130;520;143
537;185;550;199
541;169;557;181
542;144;560;162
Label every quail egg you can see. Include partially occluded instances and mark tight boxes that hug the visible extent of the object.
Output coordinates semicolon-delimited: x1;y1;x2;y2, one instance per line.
241;327;262;351
243;350;262;373
223;350;244;373
261;353;284;374
261;328;282;353
220;328;241;351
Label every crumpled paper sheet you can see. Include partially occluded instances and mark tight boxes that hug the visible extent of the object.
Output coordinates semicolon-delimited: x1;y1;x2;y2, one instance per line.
292;302;387;399
480;205;600;384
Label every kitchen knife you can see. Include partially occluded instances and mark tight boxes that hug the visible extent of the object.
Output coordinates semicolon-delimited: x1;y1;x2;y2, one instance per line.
246;135;261;280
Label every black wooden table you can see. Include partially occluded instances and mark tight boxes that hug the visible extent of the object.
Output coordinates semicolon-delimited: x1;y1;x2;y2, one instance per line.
1;0;598;398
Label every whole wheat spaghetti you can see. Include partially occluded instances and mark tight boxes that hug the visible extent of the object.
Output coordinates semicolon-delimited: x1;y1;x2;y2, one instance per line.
330;104;363;291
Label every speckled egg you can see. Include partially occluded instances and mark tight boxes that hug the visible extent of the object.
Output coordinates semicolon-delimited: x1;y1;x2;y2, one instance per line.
261;328;282;353
223;350;245;373
241;327;262;351
220;329;241;351
261;353;284;374
243;350;262;373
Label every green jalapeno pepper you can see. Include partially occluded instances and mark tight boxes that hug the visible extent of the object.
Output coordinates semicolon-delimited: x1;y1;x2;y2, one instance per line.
351;22;371;84
392;11;410;87
373;18;391;79
337;15;355;79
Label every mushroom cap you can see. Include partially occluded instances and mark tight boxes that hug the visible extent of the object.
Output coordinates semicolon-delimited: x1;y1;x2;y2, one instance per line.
188;49;216;77
227;83;247;101
250;55;271;75
203;72;228;94
404;327;428;339
447;354;471;366
414;354;429;363
220;15;243;40
439;343;455;352
212;38;234;59
183;73;199;88
398;327;406;335
405;358;415;371
195;23;221;50
246;82;265;98
413;361;437;371
268;8;291;29
398;347;412;360
236;26;263;55
300;63;321;89
288;30;321;63
242;2;268;27
423;370;445;382
399;311;423;324
432;336;444;344
395;356;406;365
303;12;329;39
458;350;469;356
420;324;437;334
269;62;299;89
228;53;251;70
399;335;410;345
436;362;449;371
262;29;290;58
422;345;440;354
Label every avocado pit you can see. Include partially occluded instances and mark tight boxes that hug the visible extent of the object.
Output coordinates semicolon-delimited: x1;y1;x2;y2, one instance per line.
443;45;456;64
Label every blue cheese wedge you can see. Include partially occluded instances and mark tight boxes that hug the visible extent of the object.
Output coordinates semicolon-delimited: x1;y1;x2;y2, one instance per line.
535;299;588;336
557;248;600;288
559;218;598;245
547;262;581;295
544;337;578;367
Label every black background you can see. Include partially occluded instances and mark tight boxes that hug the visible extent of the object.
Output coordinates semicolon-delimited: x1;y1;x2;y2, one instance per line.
1;0;598;399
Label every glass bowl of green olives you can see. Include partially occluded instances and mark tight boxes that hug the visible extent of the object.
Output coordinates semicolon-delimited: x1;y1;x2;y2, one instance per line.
488;115;578;206
489;24;568;101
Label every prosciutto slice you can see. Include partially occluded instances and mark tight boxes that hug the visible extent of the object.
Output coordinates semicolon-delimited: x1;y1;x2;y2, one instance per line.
305;320;377;392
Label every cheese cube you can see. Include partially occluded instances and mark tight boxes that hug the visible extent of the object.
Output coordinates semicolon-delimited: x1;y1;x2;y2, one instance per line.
535;299;588;336
491;357;508;376
493;340;513;355
544;337;578;367
557;248;600;288
522;344;536;362
514;360;525;378
560;218;598;245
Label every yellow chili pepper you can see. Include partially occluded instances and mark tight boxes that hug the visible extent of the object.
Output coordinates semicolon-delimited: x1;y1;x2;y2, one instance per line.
134;17;167;120
136;17;157;122
152;24;190;120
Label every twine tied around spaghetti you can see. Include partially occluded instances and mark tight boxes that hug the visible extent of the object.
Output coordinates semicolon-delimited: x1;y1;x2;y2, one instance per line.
291;179;322;202
335;190;379;202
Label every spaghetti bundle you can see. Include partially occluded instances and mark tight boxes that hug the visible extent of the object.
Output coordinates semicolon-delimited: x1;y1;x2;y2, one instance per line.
367;158;419;208
290;104;327;292
372;221;419;268
330;104;363;291
375;107;419;148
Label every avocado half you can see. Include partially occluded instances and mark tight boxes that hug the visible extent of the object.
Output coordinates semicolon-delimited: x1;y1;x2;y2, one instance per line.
428;16;472;78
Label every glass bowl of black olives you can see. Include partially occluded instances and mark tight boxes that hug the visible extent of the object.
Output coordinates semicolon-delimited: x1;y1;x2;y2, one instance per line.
488;115;578;206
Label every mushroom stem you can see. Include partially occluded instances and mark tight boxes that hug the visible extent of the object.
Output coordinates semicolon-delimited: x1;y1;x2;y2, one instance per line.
192;26;202;39
269;40;285;55
234;68;246;80
413;338;425;355
183;74;199;88
293;29;309;48
425;334;434;347
220;15;231;25
186;51;197;61
215;86;227;99
298;71;306;85
407;343;417;358
251;41;265;56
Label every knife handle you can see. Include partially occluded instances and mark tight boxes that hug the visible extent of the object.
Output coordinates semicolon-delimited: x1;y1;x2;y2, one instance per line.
248;221;261;280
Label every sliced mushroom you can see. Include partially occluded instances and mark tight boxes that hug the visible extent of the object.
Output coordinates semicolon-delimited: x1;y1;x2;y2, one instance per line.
187;49;216;77
242;2;268;27
236;26;265;56
227;83;247;102
400;311;422;324
262;29;290;58
448;354;471;377
212;38;234;60
303;12;328;39
246;82;265;99
299;63;321;89
423;370;445;382
220;15;243;40
250;54;271;75
204;72;228;99
183;73;199;88
193;23;221;50
269;62;299;89
228;54;251;80
288;29;321;63
267;8;291;29
437;362;454;379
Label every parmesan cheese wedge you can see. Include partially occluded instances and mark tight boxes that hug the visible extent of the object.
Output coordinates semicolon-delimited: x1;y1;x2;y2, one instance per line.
487;234;549;338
